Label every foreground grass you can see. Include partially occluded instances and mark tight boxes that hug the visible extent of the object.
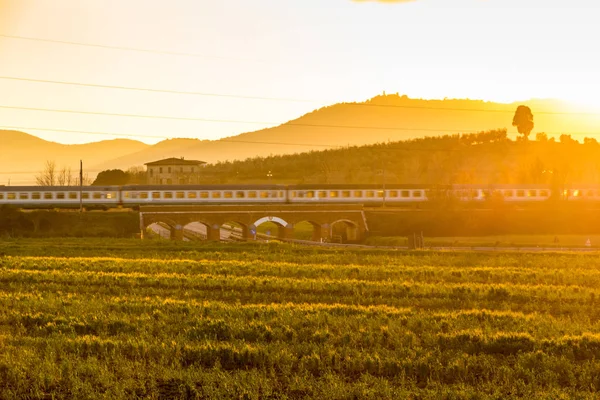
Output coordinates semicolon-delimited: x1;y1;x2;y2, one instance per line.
2;239;600;398
367;234;600;248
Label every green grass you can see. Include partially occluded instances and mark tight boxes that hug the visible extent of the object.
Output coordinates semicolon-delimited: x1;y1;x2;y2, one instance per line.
2;239;600;398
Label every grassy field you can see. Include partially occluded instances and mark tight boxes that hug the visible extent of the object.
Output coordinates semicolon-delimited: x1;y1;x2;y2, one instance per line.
367;234;600;248
2;239;600;398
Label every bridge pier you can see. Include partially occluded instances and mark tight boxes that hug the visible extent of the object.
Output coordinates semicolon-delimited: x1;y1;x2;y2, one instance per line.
170;225;184;241
278;224;294;240
207;224;221;241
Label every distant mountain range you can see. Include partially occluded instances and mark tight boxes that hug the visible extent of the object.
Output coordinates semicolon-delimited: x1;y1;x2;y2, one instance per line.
2;94;599;185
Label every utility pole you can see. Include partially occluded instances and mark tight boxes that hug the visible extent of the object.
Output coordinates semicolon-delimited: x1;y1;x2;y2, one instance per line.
79;160;83;214
383;165;387;207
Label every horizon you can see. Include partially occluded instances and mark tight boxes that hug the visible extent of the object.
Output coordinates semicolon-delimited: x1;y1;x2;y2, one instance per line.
2;0;600;145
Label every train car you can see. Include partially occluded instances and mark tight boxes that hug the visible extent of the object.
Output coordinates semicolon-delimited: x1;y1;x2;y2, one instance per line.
120;184;288;206
451;184;553;202
0;186;121;208
561;185;600;202
286;184;434;205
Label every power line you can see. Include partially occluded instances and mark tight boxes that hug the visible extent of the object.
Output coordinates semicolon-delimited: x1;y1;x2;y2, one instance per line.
0;125;336;147
1;75;599;116
0;33;253;61
2;104;600;136
0;76;314;103
0;125;169;140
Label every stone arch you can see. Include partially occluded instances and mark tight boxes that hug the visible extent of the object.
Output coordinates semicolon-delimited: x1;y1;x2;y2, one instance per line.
252;216;292;240
183;220;212;241
330;219;360;243
144;217;180;240
292;220;325;242
220;220;249;242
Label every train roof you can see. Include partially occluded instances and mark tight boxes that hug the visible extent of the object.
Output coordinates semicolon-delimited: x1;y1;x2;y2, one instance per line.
121;184;287;191
287;184;436;189
0;186;119;192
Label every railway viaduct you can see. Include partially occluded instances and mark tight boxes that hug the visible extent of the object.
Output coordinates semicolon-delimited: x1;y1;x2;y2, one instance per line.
139;205;368;243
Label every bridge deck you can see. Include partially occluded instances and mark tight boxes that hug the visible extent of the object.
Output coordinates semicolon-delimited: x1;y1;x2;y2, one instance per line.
140;204;364;213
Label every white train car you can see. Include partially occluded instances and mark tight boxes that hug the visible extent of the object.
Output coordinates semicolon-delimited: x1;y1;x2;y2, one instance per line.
0;186;121;208
452;185;553;202
120;185;288;206
287;184;431;204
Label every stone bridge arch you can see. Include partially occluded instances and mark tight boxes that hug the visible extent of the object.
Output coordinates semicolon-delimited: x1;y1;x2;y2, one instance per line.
139;205;368;243
331;219;360;242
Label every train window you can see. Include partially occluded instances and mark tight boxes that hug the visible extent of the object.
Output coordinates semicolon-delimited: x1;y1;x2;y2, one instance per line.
200;192;209;199
342;191;351;198
140;192;148;199
7;193;16;200
176;192;185;199
0;193;3;200
124;192;131;199
389;190;398;198
152;192;161;199
32;193;41;200
574;190;582;197
236;191;245;198
304;191;313;198
366;191;375;198
279;191;285;198
68;192;78;200
503;190;513;197
329;191;339;198
540;190;550;197
224;191;233;198
527;190;536;197
353;191;363;197
44;193;53;200
187;192;197;199
516;190;525;197
163;192;173;199
318;191;327;198
401;190;410;198
93;193;102;199
19;193;29;200
377;191;384;198
56;193;65;200
413;191;423;198
248;191;257;198
587;190;595;197
82;193;90;199
212;192;222;199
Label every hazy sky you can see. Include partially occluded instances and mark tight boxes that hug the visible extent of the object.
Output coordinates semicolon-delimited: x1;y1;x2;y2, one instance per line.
1;0;599;144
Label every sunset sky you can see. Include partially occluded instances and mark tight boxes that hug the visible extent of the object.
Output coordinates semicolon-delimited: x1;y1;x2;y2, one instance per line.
1;0;599;144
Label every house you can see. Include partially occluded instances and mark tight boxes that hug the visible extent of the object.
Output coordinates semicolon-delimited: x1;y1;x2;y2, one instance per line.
144;157;206;185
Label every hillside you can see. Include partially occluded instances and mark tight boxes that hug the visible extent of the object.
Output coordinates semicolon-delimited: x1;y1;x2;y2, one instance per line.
4;94;600;185
96;95;600;170
198;129;600;186
0;130;148;185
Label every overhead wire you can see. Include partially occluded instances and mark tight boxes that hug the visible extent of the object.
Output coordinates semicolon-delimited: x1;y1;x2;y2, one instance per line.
1;75;599;115
0;33;252;61
1;105;599;137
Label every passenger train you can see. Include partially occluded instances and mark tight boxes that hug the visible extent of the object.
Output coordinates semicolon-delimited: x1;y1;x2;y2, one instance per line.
0;184;598;209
